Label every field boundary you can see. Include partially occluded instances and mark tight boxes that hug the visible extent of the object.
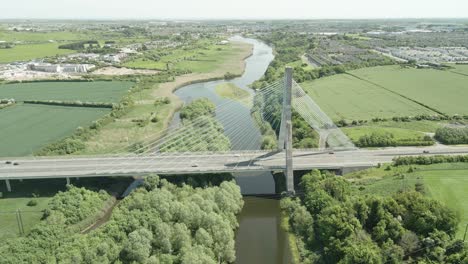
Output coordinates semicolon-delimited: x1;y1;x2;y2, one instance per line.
346;72;447;117
449;70;468;78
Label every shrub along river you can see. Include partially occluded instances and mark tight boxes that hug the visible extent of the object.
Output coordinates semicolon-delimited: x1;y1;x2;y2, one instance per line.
170;36;294;263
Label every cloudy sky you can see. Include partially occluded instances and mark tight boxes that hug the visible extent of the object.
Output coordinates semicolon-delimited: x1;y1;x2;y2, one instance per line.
1;0;467;19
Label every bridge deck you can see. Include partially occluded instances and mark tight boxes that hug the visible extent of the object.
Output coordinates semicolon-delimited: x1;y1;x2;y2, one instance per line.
1;146;468;179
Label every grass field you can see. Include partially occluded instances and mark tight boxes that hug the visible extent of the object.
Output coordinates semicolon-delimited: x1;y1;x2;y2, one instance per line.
349;66;468;116
0;43;75;63
302;65;468;121
124;41;252;73
0;81;133;103
0;30;85;42
451;64;468;76
301;73;437;121
0;104;110;156
346;163;468;238
214;82;251;105
372;120;447;133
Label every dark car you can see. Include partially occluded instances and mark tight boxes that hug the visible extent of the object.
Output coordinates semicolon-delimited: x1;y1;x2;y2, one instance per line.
423;150;430;154
5;161;12;164
13;162;19;166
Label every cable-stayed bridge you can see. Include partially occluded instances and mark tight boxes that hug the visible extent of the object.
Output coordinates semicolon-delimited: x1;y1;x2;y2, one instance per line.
1;68;468;192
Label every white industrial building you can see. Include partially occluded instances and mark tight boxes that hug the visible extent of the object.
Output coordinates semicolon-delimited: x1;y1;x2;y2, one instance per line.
27;63;96;73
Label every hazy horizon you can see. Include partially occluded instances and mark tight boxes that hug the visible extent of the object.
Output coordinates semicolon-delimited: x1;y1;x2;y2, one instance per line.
2;0;468;20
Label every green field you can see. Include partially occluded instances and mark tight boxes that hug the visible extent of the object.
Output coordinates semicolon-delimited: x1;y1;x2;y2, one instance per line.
124;41;251;73
302;65;468;121
302;72;436;121
451;64;468;76
0;104;110;156
0;43;75;63
349;66;468;116
347;163;468;238
0;30;86;42
0;81;133;103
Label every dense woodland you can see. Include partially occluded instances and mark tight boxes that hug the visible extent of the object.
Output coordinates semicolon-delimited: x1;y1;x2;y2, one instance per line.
281;170;468;263
0;176;243;264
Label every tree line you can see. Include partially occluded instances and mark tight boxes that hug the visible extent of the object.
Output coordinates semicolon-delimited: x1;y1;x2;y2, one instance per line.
435;127;468;145
24;100;115;109
281;170;468;263
393;155;468;166
356;132;434;148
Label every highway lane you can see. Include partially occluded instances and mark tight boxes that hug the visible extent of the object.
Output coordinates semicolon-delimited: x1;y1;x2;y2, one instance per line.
1;145;468;179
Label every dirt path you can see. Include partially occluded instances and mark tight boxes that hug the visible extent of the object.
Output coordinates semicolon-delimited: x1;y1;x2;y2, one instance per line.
81;199;120;234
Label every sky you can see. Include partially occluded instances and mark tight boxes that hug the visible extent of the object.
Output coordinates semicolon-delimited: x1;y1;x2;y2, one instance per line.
2;0;468;20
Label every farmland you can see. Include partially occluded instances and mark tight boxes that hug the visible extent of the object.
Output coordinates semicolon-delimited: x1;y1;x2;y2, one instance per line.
124;41;252;73
303;65;468;120
349;66;468;116
451;64;468;76
346;163;468;239
0;104;110;156
0;81;133;103
301;72;437;121
0;43;75;63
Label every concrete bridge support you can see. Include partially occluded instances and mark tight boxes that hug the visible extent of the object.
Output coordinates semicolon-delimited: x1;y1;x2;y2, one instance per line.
279;67;295;193
5;179;11;192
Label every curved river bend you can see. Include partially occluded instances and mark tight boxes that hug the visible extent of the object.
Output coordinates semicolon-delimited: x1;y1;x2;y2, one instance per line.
170;37;293;264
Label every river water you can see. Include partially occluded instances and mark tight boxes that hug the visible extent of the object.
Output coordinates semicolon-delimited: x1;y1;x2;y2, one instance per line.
170;37;293;263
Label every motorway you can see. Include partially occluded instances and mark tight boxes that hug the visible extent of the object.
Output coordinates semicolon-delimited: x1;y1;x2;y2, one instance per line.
1;145;468;180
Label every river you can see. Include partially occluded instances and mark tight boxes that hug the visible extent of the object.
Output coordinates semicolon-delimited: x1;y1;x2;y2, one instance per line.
170;36;294;264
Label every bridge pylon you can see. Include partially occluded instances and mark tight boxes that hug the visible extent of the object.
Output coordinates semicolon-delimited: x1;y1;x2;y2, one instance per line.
278;67;294;193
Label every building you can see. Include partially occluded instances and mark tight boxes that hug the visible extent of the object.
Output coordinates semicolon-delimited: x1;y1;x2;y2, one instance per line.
27;63;95;73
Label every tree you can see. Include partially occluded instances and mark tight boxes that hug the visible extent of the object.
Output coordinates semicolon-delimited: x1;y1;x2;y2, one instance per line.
123;228;153;263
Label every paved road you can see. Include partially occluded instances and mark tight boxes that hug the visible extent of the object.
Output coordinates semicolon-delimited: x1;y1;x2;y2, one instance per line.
1;146;468;179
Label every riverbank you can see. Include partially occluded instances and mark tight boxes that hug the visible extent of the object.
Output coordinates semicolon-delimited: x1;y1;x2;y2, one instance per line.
82;41;253;154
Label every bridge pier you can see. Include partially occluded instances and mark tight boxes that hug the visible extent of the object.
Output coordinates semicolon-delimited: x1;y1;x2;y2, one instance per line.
279;67;295;194
5;179;11;192
66;177;70;185
285;121;294;193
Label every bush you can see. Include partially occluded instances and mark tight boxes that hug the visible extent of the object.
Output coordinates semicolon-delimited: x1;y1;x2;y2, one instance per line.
179;98;215;121
27;200;38;206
